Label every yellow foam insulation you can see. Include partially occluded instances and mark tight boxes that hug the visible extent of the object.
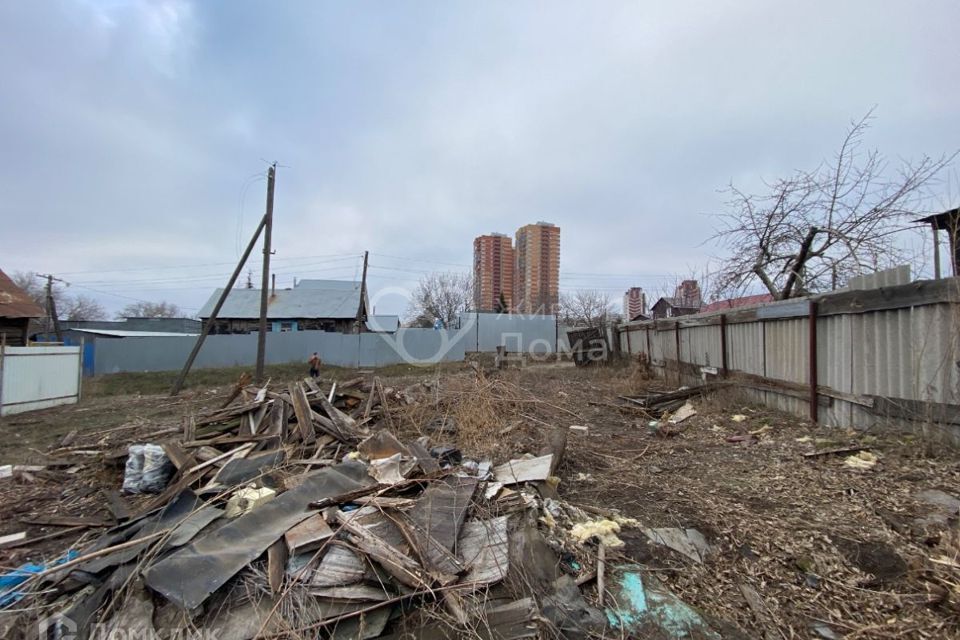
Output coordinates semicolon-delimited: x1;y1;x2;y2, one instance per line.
570;519;625;548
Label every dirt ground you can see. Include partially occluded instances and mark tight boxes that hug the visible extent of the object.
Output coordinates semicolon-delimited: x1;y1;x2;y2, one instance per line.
2;361;959;638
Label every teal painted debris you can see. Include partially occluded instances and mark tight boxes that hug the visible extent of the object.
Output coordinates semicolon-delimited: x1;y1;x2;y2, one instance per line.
606;565;720;639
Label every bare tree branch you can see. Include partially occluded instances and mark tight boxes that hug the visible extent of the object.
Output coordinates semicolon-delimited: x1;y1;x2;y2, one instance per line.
405;272;473;328
713;111;957;298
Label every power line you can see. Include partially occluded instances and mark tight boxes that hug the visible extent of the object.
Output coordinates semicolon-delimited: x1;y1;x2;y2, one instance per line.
70;257;362;287
53;252;362;276
370;253;471;268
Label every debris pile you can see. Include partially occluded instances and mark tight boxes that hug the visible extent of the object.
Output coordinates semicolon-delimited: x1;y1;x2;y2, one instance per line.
0;375;724;639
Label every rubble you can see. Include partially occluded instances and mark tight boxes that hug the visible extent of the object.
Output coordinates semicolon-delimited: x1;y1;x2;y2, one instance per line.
0;374;727;640
2;367;958;638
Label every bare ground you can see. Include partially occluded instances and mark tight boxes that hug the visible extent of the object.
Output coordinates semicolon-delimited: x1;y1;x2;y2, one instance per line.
1;362;959;638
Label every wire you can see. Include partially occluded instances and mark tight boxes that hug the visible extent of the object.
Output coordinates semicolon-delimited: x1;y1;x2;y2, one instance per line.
54;252;361;276
235;172;268;258
370;253;471;268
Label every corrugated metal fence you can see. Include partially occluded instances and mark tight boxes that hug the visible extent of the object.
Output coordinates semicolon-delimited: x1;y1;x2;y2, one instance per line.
619;278;960;443
0;345;82;415
91;313;562;375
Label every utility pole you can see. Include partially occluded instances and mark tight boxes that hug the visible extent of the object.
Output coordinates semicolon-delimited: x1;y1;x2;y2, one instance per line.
171;214;268;395
354;251;369;332
38;274;63;342
255;163;277;382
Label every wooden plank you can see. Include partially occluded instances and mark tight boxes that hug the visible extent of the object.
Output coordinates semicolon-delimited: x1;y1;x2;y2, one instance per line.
0;531;27;547
182;434;275;449
290;382;318;445
335;513;432;589
186;443;255;476
22;515;111;528
285;514;334;555
817;277;956;316
311;584;389;601
162;442;198;471
803;446;868;459
872;395;960;426
1;526;87;549
268;539;288;595
314;392;358;437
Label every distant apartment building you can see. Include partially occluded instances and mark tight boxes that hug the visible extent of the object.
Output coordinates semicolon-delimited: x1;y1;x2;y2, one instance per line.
473;233;515;312
623;287;648;321
514;222;560;314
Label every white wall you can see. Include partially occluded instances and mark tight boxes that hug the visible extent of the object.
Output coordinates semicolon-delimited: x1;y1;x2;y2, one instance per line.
0;345;82;415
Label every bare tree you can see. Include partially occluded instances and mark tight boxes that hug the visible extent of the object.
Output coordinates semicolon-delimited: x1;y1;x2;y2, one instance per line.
713;110;957;299
405;272;473;328
118;301;182;319
558;289;616;327
11;271;107;321
62;295;108;321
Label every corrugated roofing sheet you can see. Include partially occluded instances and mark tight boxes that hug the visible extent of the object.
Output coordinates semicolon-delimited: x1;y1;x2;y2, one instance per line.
198;284;362;320
72;329;200;338
0;269;44;319
295;279;361;291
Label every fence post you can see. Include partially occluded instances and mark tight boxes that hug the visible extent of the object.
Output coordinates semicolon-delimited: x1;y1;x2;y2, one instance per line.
0;333;5;415
77;338;84;402
808;300;819;424
675;321;682;386
720;314;728;377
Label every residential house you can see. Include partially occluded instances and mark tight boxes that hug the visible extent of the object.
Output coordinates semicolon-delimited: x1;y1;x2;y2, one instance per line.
650;297;702;319
197;279;373;334
0;269;44;346
650;280;703;319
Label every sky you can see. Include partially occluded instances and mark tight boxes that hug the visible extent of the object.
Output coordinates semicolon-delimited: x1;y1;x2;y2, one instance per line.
1;1;958;317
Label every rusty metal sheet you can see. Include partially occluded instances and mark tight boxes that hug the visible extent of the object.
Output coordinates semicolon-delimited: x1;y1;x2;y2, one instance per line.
144;462;374;610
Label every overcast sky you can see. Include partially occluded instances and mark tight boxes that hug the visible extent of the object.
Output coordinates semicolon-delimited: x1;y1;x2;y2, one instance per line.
1;1;958;317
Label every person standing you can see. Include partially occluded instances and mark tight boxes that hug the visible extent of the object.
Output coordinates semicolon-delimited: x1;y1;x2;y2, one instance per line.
308;352;321;378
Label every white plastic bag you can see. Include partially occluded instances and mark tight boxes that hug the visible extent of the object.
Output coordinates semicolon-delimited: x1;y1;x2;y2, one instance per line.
122;445;145;494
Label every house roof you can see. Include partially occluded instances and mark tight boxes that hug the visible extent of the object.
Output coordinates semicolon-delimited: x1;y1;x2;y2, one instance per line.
916;207;960;228
0;269;44;319
295;279;362;291
701;294;775;313
72;328;200;338
365;315;400;333
652;297;701;311
198;280;364;320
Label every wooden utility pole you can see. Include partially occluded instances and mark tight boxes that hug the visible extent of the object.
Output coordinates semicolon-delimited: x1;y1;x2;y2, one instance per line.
170;214;268;396
38;274;63;341
355;250;369;332
255;164;277;382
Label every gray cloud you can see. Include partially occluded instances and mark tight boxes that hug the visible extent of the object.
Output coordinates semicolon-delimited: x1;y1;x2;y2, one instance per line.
1;1;957;314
